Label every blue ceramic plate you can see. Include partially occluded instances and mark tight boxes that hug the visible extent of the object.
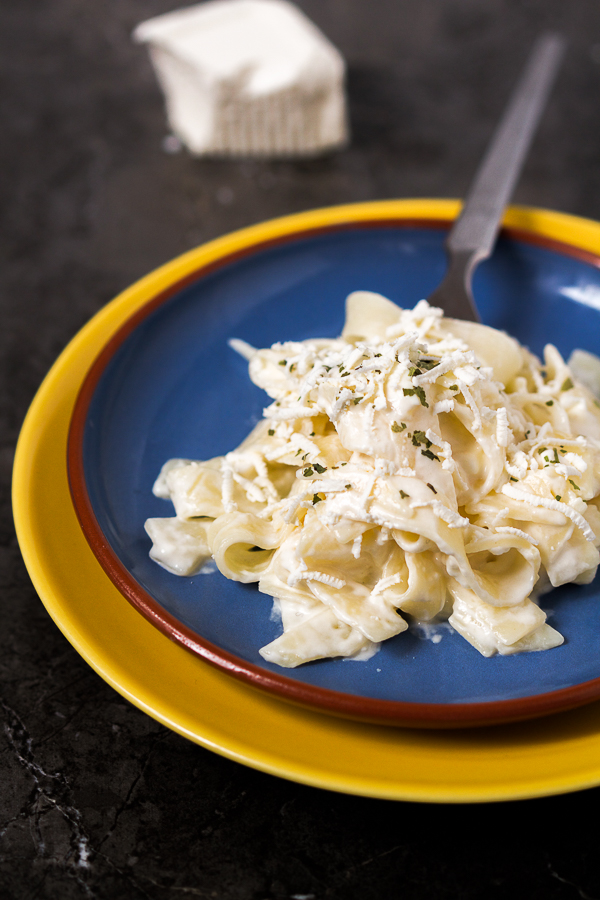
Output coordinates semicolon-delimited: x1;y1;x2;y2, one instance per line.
68;207;600;727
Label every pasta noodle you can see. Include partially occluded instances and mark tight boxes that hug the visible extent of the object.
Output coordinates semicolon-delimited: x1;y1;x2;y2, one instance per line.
145;292;600;666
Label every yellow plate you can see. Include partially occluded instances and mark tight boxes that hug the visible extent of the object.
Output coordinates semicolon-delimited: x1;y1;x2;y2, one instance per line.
12;199;600;802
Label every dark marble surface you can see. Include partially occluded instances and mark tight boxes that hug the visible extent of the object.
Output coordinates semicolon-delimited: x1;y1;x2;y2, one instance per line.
3;1;600;898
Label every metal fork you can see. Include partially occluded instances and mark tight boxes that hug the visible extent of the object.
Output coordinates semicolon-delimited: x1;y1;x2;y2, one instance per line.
427;32;566;321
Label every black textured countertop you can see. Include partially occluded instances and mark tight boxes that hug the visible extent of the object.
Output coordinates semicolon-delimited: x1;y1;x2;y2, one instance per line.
3;2;600;898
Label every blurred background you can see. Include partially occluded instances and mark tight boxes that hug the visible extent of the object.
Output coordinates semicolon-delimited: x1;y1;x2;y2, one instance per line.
2;1;600;898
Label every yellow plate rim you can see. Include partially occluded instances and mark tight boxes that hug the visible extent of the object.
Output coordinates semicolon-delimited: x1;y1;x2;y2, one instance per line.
12;199;600;802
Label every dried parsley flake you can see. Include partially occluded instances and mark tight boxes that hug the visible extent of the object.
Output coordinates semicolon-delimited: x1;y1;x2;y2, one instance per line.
403;386;429;407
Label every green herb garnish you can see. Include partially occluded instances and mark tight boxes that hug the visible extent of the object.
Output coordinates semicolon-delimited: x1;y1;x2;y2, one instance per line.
561;377;574;391
403;386;429;407
543;448;560;465
419;359;439;370
412;430;431;447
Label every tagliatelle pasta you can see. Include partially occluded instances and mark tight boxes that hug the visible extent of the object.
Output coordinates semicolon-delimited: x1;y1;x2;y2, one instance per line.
145;292;600;666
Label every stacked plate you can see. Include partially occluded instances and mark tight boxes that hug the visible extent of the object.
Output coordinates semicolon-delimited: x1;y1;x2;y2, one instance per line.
13;199;600;802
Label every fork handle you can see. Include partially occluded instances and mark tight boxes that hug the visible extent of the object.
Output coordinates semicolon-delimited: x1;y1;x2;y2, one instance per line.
430;32;565;321
449;32;565;260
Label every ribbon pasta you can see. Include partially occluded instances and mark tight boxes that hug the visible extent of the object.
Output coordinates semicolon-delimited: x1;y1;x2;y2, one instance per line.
145;292;600;666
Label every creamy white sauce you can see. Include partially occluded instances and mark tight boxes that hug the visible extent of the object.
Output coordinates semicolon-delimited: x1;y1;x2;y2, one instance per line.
409;621;455;644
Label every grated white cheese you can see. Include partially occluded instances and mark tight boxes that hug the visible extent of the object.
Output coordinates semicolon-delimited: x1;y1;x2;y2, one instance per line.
220;460;237;512
409;499;470;528
232;471;267;504
494;525;539;545
371;573;403;596
563;452;588;473
459;381;482;430
501;483;595;542
414;351;473;385
302;570;346;589
496;407;509;447
351;533;362;559
554;463;585;478
265;404;318;420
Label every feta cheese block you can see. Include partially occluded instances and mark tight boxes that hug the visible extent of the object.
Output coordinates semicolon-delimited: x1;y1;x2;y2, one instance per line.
133;0;348;157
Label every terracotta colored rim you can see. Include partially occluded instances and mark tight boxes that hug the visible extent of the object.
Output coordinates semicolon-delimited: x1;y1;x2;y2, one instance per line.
67;213;600;729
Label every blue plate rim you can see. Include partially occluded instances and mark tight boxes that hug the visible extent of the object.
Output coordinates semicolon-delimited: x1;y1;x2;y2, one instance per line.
67;214;600;729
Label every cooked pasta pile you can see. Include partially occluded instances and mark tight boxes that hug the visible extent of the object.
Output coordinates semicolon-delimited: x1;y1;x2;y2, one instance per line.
145;292;600;666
